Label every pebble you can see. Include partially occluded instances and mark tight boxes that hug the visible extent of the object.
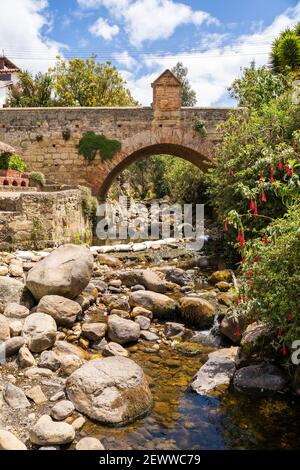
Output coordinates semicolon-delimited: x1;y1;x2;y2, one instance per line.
76;437;105;450
71;416;86;431
50;391;66;402
51;400;75;421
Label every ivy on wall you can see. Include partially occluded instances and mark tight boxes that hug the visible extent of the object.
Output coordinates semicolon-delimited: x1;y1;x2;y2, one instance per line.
78;131;121;162
193;118;207;137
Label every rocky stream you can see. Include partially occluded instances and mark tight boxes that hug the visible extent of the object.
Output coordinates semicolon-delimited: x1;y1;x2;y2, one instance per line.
0;236;300;451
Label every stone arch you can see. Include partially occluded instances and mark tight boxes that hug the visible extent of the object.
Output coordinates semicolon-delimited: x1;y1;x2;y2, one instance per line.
85;129;216;200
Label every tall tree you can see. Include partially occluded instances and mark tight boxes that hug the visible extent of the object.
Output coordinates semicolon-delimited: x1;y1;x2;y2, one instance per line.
271;23;300;75
229;62;290;110
50;56;137;107
7;71;54;107
171;62;197;106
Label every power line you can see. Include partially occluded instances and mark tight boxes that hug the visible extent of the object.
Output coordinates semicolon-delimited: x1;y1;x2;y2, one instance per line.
2;51;271;61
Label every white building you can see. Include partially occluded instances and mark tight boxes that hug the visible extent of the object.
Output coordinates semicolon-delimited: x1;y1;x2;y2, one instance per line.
0;56;20;108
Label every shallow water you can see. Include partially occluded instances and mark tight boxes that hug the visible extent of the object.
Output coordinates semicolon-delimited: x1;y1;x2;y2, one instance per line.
78;341;300;450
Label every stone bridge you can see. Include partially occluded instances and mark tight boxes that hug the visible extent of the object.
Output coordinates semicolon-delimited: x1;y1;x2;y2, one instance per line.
0;70;236;199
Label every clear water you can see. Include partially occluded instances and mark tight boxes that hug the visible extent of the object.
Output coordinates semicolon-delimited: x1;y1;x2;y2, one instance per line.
78;341;300;450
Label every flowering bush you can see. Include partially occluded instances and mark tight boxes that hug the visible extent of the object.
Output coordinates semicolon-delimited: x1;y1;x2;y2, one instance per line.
207;63;300;354
206;89;300;252
236;203;300;348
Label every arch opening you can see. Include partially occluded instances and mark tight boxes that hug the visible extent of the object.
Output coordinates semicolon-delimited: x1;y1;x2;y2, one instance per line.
99;143;211;201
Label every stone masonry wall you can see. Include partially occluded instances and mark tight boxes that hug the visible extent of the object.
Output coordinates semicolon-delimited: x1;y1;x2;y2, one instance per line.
0;106;234;197
0;189;92;250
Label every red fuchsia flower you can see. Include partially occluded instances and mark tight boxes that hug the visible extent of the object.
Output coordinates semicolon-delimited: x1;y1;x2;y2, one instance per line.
286;164;293;177
250;199;258;217
263;235;269;245
250;198;256;211
277;330;283;338
281;344;288;356
261;191;267;203
278;161;283;171
287;312;293;322
254;255;260;263
223;218;230;231
246;268;253;278
236;328;241;337
239;230;245;248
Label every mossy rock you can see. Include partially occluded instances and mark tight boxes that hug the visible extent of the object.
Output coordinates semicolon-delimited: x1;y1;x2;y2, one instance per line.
179;296;215;329
209;270;232;285
215;281;231;292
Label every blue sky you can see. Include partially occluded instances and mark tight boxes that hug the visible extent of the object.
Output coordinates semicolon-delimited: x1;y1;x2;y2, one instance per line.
1;1;300;105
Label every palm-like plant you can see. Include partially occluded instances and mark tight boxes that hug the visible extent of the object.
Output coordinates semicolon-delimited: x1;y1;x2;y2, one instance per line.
6;71;54;107
271;23;300;75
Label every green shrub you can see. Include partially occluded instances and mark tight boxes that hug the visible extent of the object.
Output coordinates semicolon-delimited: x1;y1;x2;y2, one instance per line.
237;203;300;348
29;171;46;187
78;131;121;162
0;154;27;172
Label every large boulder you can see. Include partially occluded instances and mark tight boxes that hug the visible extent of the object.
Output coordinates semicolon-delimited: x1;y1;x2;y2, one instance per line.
165;268;192;286
116;269;169;293
240;322;274;360
22;313;57;353
191;347;240;395
82;322;107;342
3;337;25;357
209;270;232;285
26;244;94;301
220;314;246;344
3;303;30;319
107;314;140;345
37;295;82;326
0;277;34;313
66;357;152;425
129;290;178;319
233;363;288;394
30;415;75;446
179;296;215;329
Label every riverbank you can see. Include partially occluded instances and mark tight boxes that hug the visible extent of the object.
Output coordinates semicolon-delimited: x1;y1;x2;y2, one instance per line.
0;240;299;450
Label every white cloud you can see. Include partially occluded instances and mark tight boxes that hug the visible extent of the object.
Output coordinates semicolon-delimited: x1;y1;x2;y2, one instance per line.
122;0;218;45
89;17;119;40
78;0;218;45
78;0;128;8
129;1;300;106
0;0;64;73
113;51;137;69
